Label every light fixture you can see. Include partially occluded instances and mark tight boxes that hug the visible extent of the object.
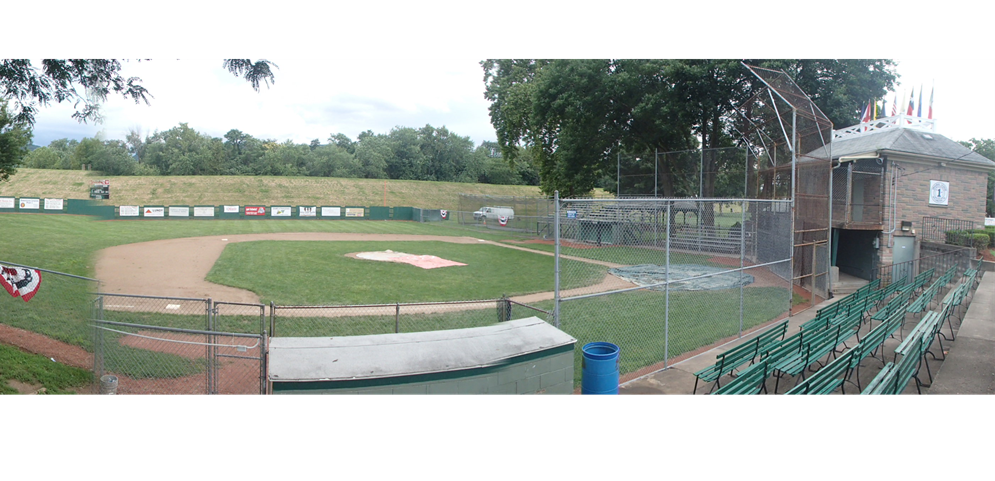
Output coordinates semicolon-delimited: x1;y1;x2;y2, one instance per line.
939;162;948;167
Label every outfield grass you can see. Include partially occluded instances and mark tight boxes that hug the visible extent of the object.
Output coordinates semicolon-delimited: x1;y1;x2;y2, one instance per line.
206;241;604;305
2;212;797;390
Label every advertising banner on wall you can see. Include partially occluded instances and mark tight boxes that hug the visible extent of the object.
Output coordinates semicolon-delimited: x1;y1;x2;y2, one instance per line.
19;198;40;209
245;206;266;216
272;206;292;217
193;207;215;217
120;206;140;217
169;206;190;217
299;206;316;217
0;197;15;209
223;205;240;214
321;206;341;217
143;207;165;217
345;208;364;218
44;199;64;210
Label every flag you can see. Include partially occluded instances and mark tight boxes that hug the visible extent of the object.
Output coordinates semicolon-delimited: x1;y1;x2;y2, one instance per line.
907;87;915;115
873;99;878;120
861;100;872;123
917;84;923;117
0;265;42;302
891;94;898;116
928;85;934;119
880;98;885;119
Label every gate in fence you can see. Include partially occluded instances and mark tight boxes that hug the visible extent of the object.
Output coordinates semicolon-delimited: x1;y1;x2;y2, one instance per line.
92;294;266;394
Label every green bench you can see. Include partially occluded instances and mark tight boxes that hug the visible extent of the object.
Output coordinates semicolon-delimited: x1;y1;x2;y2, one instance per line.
766;310;863;393
894;308;945;387
906;283;938;317
939;280;970;341
692;319;789;394
711;359;773;395
845;307;904;392
875;276;908;307
862;336;923;395
785;345;861;395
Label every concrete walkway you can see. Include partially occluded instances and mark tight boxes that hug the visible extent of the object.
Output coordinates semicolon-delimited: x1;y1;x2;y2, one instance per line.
620;270;992;395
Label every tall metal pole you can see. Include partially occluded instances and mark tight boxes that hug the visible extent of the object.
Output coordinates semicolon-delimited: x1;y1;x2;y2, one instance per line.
789;109;797;316
739;203;746;337
554;190;561;328
700;147;704;198
664;203;671;367
654;149;659;198
617;152;621;198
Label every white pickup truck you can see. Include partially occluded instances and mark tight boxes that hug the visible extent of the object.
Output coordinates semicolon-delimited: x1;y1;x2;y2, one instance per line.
473;206;515;222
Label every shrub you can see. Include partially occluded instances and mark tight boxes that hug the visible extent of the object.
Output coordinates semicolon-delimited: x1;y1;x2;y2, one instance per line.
972;233;991;251
945;229;971;246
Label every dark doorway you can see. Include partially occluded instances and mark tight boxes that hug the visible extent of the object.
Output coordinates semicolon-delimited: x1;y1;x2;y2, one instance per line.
833;228;879;281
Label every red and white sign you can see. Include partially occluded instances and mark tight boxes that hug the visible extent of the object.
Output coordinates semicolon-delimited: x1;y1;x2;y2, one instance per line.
44;198;64;210
498;215;508;226
1;265;42;302
92;180;110;186
223;205;240;214
120;205;140;217
440;210;448;219
245;207;266;216
143;207;165;217
0;197;14;209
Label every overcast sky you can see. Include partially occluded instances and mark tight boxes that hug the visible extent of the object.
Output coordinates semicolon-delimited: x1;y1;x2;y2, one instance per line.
18;57;993;150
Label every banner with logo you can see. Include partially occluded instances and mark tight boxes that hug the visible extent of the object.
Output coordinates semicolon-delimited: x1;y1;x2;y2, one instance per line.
0;197;15;209
169;206;190;217
272;206;292;217
143;207;165;217
245;206;266;216
193;207;215;217
223;205;240;214
321;206;341;217
18;198;40;209
299;206;317;217
345;207;365;218
120;205;140;217
44;198;64;210
440;209;448;220
0;265;42;302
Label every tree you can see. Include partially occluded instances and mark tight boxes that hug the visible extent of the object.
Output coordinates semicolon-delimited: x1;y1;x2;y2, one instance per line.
0;59;277;126
0;100;32;181
482;59;898;197
960;138;995;217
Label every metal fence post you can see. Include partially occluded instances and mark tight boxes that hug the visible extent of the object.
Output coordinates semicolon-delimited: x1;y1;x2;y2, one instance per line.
664;203;671;367
740;202;746;337
395;302;401;333
269;302;276;338
553;190;561;328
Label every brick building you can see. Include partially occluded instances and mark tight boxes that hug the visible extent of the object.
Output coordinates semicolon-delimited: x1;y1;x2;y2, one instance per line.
819;115;994;285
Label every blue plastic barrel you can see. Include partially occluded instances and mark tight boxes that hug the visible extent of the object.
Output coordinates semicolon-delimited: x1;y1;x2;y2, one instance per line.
581;342;620;394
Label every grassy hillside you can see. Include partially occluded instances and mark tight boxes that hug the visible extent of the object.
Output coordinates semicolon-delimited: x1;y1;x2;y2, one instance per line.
0;169;548;209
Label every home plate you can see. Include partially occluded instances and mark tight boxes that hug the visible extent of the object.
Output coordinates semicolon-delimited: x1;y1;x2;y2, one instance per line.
353;250;466;269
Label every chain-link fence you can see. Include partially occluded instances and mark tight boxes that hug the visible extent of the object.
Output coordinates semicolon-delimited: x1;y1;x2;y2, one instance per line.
615;147;752;199
552;198;793;384
456;194;555;235
270;298;553;337
92;294;266;394
0;260;100;391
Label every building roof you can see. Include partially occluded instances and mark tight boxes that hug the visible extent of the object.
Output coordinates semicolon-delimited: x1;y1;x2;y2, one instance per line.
807;127;995;169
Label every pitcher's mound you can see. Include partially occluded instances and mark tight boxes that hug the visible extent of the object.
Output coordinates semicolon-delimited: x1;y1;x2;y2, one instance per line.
351;250;467;269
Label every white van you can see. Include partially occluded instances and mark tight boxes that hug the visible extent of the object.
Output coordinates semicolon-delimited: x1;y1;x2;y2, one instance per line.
473;206;515;222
